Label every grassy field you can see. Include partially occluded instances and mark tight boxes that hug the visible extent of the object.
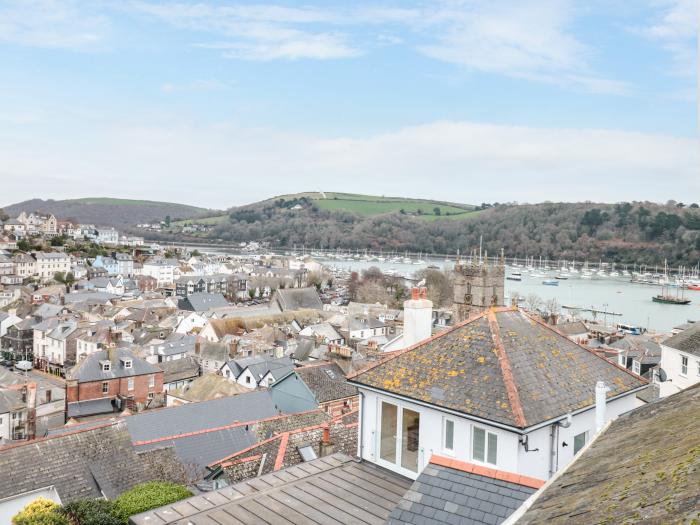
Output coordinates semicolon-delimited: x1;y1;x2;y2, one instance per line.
276;192;476;220
171;214;229;226
73;197;206;210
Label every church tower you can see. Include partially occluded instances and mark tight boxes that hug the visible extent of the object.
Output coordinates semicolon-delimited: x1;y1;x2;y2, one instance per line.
452;252;505;323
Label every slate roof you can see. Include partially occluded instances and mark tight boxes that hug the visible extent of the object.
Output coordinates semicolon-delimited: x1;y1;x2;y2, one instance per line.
296;362;357;403
388;456;540;525
125;389;281;444
554;320;588;336
516;383;700;524
67;348;159;382
179;292;230;311
157;356;200;384
67;397;115;418
662;321;700;356
274;287;324;311
129;453;412;525
349;308;646;429
0;422;183;502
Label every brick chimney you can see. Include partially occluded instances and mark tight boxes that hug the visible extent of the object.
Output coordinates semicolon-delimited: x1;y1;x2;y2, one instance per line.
319;423;334;457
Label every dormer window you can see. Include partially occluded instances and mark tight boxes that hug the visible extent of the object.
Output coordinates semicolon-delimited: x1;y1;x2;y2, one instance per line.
124;359;132;369
100;360;111;372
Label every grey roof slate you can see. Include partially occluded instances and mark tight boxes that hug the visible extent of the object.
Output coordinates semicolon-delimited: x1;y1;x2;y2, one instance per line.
179;292;230;311
662;321;700;356
67;348;159;382
129;453;412;525
125;389;281;444
274;287;323;311
388;462;536;525
517;383;700;524
0;422;183;503
67;398;115;418
350;309;646;429
296;362;357;403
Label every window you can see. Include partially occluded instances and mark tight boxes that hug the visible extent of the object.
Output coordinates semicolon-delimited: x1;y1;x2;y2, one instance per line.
632;360;641;375
128;378;134;391
245;375;251;384
697;360;700;376
102;382;109;394
124;359;132;369
574;431;588;455
618;353;626;367
443;418;455;453
149;375;155;388
472;426;498;465
681;355;688;376
102;362;111;372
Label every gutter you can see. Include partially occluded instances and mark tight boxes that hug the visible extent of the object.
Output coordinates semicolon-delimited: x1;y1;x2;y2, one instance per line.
349;382;648;436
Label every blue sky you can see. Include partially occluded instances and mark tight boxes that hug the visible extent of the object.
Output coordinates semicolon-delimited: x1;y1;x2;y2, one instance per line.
0;0;697;209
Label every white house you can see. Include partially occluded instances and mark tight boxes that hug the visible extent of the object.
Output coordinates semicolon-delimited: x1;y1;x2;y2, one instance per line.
33;252;71;280
348;307;647;482
220;355;294;390
141;258;179;287
658;323;700;397
0;312;21;338
175;312;208;334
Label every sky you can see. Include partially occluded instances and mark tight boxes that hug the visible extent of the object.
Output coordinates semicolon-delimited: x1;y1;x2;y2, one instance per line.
0;0;697;209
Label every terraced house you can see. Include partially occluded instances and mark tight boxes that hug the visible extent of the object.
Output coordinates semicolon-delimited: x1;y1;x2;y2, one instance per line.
349;307;647;482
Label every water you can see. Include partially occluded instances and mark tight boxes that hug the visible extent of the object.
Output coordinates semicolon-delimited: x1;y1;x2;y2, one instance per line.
188;245;697;334
318;257;698;334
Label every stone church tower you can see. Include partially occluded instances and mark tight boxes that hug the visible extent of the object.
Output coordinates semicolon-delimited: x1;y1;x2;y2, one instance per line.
452;254;505;323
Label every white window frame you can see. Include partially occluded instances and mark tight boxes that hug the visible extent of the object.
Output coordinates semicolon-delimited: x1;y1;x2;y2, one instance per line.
472;425;498;466
102;381;109;394
617;353;625;367
681;355;688;376
573;431;588;455
128;378;134;391
149;374;155;388
632;360;641;375
102;362;111;372
442;417;455;455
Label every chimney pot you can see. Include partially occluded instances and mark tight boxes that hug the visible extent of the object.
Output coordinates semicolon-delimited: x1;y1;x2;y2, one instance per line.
411;287;419;300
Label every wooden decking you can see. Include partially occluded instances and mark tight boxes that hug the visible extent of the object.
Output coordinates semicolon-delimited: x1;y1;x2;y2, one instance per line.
129;454;412;525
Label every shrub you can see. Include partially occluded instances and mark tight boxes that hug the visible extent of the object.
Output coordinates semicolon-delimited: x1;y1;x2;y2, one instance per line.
60;499;121;525
111;482;191;523
12;498;68;525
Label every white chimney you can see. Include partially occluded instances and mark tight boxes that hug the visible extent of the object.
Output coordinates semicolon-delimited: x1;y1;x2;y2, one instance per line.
403;287;433;348
595;381;609;432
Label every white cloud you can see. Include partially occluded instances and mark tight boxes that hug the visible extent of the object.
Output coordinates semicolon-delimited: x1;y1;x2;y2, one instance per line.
414;0;628;94
0;0;108;49
1;119;695;208
644;0;697;76
129;1;359;61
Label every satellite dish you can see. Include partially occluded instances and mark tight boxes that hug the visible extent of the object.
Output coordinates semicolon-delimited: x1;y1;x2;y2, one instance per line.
657;368;668;382
15;361;32;372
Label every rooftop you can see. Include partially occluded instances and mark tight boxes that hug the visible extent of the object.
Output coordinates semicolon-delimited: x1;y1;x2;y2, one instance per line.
662;321;700;356
130;453;412;525
350;308;646;429
515;383;700;524
388;455;541;525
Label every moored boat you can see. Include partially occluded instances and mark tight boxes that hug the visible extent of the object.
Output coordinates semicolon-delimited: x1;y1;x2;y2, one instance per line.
542;279;559;286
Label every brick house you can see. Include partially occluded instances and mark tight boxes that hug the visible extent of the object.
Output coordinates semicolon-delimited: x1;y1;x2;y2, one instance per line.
66;347;164;417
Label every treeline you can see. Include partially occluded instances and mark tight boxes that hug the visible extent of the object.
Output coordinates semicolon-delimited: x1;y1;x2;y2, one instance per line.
150;200;700;266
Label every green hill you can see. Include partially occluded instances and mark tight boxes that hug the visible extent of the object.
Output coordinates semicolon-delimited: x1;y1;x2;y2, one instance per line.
2;198;213;227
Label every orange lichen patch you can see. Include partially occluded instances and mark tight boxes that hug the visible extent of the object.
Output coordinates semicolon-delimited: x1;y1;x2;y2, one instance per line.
477;356;486;364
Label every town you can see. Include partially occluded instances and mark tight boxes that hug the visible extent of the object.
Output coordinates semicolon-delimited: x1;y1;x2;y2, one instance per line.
0;207;697;524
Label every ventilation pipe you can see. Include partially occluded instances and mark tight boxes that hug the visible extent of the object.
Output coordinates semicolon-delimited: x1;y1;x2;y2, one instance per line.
595;381;610;432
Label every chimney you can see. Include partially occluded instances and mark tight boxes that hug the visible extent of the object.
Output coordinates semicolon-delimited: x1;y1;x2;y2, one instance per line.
402;287;433;349
319;424;334;457
595;381;609;432
195;339;201;355
26;382;37;440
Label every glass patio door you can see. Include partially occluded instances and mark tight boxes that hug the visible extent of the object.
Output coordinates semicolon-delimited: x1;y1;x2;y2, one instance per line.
378;401;421;475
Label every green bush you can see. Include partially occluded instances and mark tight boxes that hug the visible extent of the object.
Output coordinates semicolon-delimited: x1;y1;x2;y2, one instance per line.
60;499;121;525
111;482;191;523
12;498;68;525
